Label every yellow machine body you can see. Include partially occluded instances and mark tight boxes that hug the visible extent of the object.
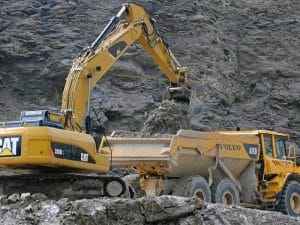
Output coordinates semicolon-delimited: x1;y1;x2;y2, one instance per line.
0;126;109;172
101;129;300;209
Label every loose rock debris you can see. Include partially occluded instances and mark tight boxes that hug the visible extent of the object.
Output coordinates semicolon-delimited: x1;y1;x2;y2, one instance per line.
1;194;299;225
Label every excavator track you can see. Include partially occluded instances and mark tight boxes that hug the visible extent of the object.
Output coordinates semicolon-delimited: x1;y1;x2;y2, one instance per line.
0;173;129;200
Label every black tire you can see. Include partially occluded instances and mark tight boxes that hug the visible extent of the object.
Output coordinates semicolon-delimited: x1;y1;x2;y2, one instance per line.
188;176;211;203
211;178;240;206
276;181;300;216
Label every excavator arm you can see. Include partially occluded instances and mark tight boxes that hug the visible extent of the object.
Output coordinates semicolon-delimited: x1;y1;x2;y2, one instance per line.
61;3;190;132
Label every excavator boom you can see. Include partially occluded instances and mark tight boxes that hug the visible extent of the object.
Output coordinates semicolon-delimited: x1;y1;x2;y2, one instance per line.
61;3;189;132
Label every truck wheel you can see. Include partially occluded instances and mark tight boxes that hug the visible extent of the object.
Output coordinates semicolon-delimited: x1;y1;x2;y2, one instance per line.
211;179;240;206
188;176;211;203
277;181;300;216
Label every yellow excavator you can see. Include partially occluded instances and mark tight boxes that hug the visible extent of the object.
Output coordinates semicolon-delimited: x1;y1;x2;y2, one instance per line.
0;3;189;199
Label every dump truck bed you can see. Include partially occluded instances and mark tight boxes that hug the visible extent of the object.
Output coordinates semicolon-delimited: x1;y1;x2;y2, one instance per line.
100;130;260;178
101;137;171;175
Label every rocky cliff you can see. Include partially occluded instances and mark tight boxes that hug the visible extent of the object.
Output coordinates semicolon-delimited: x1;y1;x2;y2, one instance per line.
0;0;299;144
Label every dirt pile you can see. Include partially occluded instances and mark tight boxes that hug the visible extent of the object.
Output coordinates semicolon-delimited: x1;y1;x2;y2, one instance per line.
0;194;299;225
106;100;189;137
141;100;190;136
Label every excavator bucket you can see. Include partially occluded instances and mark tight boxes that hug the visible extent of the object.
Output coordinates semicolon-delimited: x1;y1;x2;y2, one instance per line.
166;85;191;102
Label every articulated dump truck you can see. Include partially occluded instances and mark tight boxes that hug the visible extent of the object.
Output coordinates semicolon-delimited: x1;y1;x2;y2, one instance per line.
100;129;300;216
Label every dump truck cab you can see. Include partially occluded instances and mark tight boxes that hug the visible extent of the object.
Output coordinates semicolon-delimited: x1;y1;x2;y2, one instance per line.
257;131;300;203
219;130;300;215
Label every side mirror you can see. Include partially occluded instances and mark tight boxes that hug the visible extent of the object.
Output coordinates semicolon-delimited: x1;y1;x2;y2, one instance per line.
287;142;296;158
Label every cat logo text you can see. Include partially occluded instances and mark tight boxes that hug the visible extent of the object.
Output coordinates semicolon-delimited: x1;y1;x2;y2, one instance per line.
0;136;21;157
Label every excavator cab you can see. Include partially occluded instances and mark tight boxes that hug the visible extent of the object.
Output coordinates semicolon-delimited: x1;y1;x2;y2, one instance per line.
20;110;51;123
20;110;63;129
0;110;63;129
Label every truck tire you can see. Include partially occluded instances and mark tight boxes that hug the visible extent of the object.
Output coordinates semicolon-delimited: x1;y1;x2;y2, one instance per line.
188;176;211;203
211;178;240;206
276;181;300;216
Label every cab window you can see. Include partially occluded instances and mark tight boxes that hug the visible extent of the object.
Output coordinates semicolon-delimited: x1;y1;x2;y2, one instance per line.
275;137;287;160
264;134;273;158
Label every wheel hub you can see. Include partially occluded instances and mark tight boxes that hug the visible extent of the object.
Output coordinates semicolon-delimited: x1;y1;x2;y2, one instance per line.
106;180;123;197
222;191;233;205
193;188;205;200
290;192;300;214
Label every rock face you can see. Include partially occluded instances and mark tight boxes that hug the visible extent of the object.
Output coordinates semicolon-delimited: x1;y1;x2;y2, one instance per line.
0;0;300;144
0;0;299;145
0;195;299;225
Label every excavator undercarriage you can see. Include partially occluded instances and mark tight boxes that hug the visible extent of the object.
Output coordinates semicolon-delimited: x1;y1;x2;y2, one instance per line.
0;168;129;199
